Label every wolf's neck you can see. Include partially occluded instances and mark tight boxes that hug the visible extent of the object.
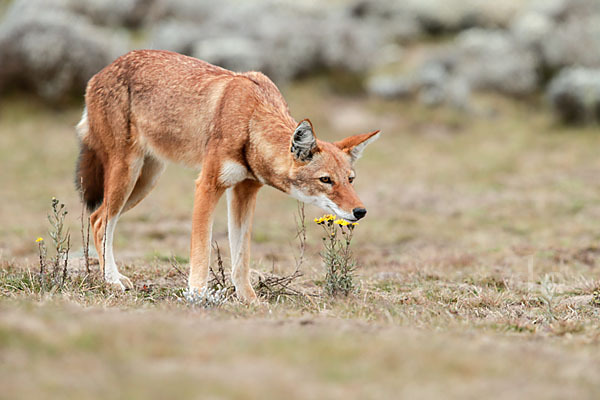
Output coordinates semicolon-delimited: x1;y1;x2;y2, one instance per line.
246;105;297;194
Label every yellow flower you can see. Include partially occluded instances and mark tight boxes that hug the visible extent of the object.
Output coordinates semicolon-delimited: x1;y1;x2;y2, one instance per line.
334;219;350;226
351;222;359;226
324;214;335;221
35;237;44;243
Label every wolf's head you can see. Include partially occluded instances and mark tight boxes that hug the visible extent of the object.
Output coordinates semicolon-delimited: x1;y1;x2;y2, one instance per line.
288;119;380;222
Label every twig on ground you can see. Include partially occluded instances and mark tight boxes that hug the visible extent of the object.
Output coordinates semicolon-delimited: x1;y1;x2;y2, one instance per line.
294;201;307;270
256;268;305;299
37;239;46;293
169;255;187;279
62;235;70;286
208;242;234;294
256;203;307;301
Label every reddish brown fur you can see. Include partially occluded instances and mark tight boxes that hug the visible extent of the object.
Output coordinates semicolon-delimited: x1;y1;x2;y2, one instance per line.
76;50;379;301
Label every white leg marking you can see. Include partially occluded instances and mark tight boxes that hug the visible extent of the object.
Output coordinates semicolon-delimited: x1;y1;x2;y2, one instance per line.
227;189;250;283
101;159;144;290
103;215;133;290
227;189;241;263
226;189;256;302
103;216;119;279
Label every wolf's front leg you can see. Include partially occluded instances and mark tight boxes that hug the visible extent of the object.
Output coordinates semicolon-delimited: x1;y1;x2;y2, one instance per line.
188;175;224;294
227;179;262;303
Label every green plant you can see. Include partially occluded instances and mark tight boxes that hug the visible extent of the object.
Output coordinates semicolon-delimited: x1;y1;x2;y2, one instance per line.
591;289;600;307
36;197;71;292
539;274;557;321
314;214;359;296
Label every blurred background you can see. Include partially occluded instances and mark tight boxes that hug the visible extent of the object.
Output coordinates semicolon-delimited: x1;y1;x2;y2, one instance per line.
1;0;599;120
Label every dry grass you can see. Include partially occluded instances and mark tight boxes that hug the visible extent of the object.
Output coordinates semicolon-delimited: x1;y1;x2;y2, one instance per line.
2;84;600;398
2;301;600;400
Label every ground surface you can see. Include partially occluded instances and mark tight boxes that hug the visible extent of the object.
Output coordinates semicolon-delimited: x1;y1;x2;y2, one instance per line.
1;82;600;399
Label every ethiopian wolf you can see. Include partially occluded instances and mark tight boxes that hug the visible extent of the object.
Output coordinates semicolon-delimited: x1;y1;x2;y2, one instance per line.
75;50;380;302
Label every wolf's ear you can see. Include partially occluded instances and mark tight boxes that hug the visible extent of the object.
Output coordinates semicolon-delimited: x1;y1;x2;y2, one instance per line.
291;119;318;162
334;130;381;164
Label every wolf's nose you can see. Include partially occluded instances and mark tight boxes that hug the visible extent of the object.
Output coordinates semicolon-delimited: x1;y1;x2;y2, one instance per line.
353;208;367;220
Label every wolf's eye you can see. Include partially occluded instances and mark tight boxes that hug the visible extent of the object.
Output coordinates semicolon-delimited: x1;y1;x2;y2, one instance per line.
348;176;355;184
319;176;332;184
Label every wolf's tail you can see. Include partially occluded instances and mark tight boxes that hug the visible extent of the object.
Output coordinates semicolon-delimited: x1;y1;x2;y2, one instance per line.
74;111;104;211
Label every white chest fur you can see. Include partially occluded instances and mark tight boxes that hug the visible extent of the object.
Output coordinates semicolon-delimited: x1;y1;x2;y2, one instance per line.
219;160;249;187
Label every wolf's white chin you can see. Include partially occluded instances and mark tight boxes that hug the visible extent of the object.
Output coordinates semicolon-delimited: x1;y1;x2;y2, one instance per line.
289;187;356;221
321;201;355;222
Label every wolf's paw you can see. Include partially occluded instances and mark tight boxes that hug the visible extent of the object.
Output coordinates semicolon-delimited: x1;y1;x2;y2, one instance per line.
235;285;260;305
105;272;133;291
187;283;206;295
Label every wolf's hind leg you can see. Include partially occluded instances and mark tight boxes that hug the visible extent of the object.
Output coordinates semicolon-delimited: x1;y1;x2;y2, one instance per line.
121;155;165;214
90;156;144;290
